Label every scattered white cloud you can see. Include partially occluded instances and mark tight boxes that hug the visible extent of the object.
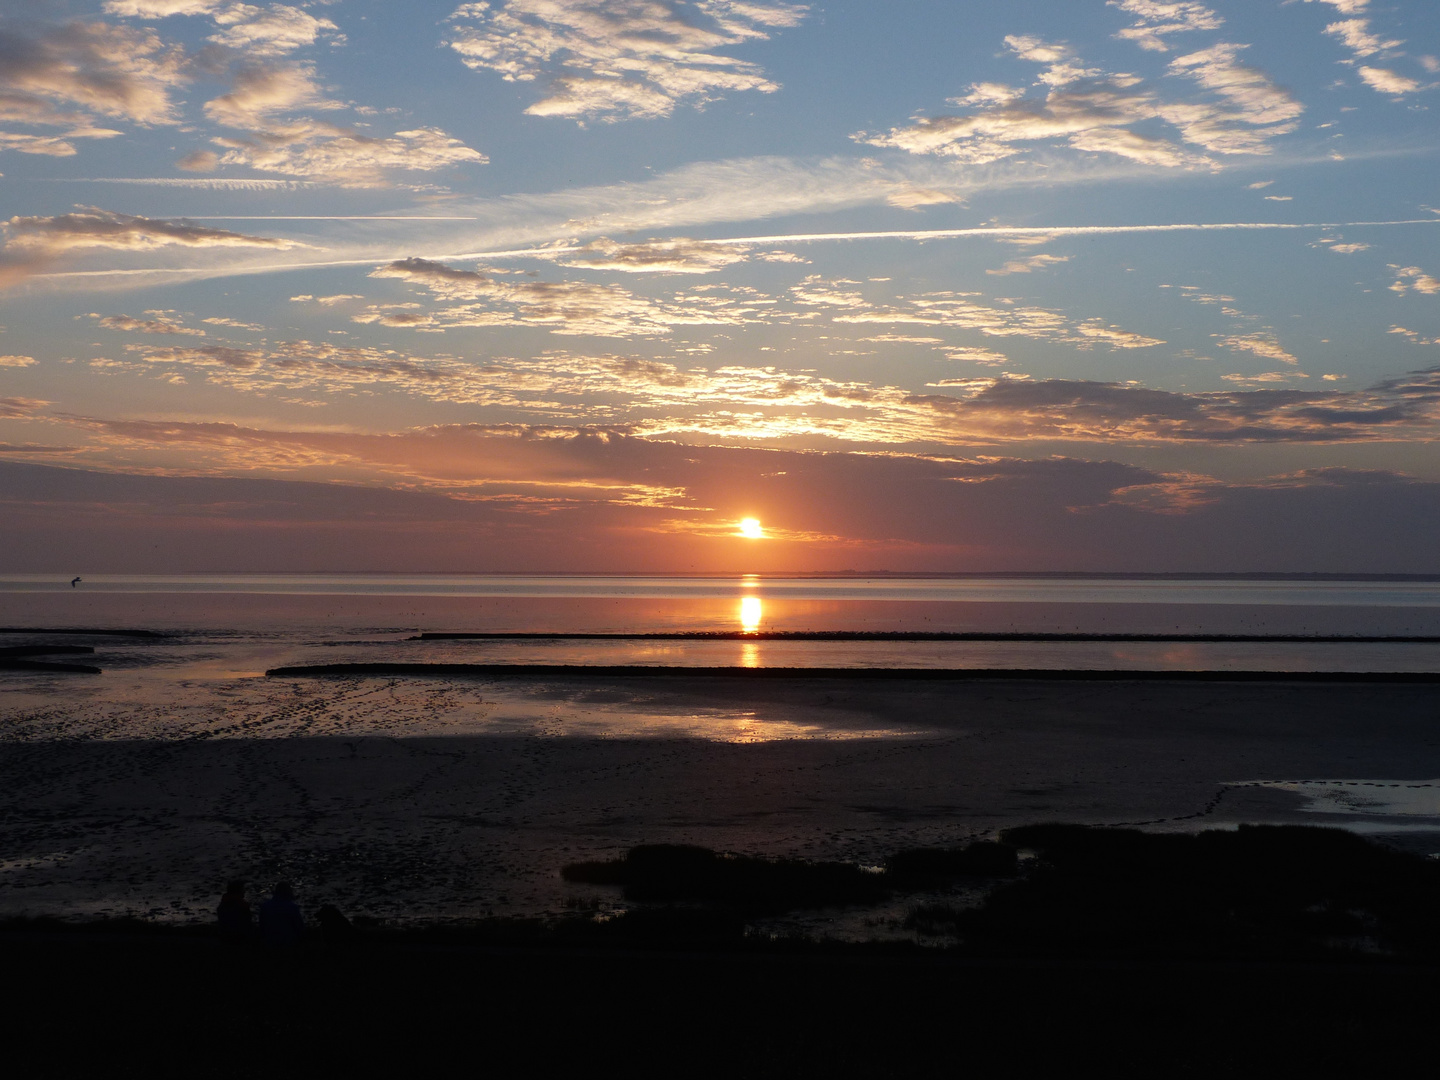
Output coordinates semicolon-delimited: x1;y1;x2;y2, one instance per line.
1357;66;1423;96
1109;1;1223;53
886;187;962;210
0;207;300;285
291;294;364;305
1314;237;1370;254
826;286;1165;351
858;35;1300;168
0;19;186;158
0;354;36;367
858;334;944;345
945;347;1009;366
1302;1;1370;13
368;257;771;337
1323;18;1403;60
1219;371;1303;386
987;253;1070;276
1390;266;1440;296
207;5;340;56
445;0;808;121
553;237;751;274
88;312;206;336
1217;331;1299;365
107;1;340;56
197;63;486;186
103;1;228;15
202;316;266;330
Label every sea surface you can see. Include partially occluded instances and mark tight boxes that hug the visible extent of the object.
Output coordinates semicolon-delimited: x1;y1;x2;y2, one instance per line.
7;574;1440;924
5;573;1440;673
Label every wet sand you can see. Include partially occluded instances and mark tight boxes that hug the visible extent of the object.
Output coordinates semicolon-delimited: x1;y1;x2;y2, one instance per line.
4;669;1440;926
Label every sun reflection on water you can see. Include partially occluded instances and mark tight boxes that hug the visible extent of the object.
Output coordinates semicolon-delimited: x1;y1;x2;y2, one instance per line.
740;595;762;632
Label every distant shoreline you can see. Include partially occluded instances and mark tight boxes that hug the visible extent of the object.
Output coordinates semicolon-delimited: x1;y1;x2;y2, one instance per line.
265;663;1440;683
416;631;1440;643
9;571;1440;581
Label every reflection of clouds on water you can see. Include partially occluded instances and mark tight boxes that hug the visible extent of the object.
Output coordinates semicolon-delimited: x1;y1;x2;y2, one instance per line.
1235;780;1440;817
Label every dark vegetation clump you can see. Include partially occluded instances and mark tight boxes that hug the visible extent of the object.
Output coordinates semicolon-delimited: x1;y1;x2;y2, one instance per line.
960;823;1440;961
886;840;1018;887
562;844;887;915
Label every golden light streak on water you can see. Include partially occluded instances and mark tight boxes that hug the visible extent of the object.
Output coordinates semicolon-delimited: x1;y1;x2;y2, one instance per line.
740;595;763;631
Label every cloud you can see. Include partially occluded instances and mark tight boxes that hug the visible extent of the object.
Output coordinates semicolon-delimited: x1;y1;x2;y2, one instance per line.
0;19;186;125
201;316;265;330
1314;237;1369;254
103;1;228;14
445;0;807;121
0;207;301;284
944;347;1009;366
291;293;364;305
18;418;1440;573
886;187;963;210
828;287;1164;351
0;354;36;367
1323;18;1403;60
201;61;331;127
196;62;486;185
1164;43;1304;152
1219;371;1303;387
987;253;1070;276
1217;331;1299;366
1390;266;1440;296
368;257;770;337
1109;1;1223;53
0;19;188;159
1357;66;1423;96
207;4;339;56
0;396;48;417
107;0;340;56
88;312;205;336
1302;0;1369;12
552;237;752;273
110;334;1440;451
858;35;1300;168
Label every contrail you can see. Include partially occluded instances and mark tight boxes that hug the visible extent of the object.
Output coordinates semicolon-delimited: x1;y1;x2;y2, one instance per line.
30;217;1440;284
446;219;1440;261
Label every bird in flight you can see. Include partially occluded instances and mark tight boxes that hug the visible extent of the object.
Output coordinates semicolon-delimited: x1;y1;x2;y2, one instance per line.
71;577;81;588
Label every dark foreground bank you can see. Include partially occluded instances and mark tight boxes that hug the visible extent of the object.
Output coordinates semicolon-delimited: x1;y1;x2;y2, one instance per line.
7;825;1440;1076
3;930;1438;1078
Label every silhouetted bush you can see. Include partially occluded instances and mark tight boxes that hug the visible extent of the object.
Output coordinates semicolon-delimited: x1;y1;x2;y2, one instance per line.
562;844;886;914
961;823;1440;960
886;841;1018;887
904;903;969;936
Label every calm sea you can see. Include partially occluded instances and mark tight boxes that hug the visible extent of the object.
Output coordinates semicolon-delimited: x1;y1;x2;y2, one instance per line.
5;573;1440;673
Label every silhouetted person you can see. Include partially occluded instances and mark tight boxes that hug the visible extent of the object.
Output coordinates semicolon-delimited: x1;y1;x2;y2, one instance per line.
258;882;305;948
216;880;253;942
316;904;354;944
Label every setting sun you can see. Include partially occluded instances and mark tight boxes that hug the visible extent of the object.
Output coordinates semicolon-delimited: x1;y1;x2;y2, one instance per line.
739;518;764;539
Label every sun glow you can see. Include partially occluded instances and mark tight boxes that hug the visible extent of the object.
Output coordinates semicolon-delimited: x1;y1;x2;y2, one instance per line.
739;518;764;539
740;595;763;631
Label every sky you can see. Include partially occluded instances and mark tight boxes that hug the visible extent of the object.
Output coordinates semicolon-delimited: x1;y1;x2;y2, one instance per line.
1;0;1439;573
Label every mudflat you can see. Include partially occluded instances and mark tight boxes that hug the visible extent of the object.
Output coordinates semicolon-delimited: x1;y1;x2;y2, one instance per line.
3;671;1439;925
